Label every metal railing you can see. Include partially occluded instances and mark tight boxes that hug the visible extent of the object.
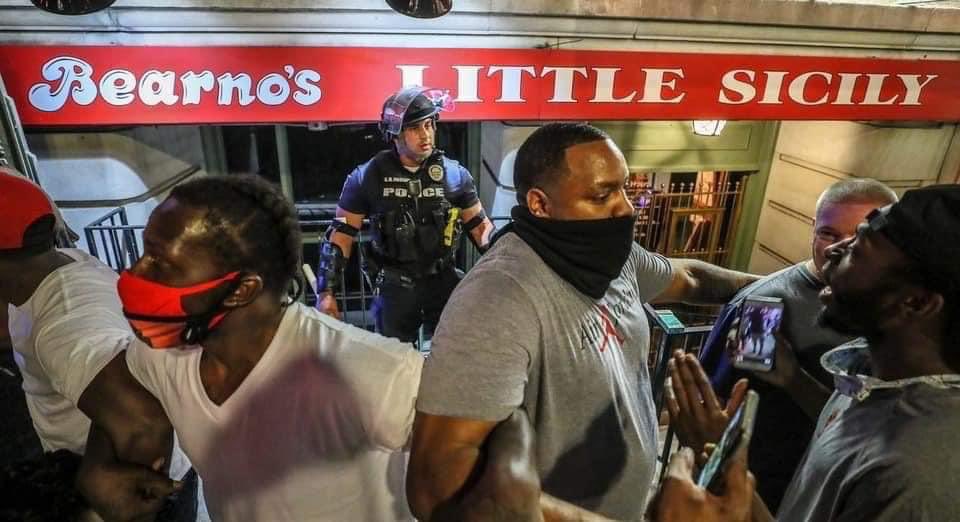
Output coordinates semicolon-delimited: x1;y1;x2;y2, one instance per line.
300;216;378;332
645;304;715;414
81;166;203;272
84;207;144;272
644;303;719;480
630;177;748;267
487;175;747;268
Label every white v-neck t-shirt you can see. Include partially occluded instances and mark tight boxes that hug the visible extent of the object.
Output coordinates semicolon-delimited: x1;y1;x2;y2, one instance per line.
126;303;423;521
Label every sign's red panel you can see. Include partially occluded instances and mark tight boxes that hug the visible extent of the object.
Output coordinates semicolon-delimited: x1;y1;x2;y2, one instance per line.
1;46;957;125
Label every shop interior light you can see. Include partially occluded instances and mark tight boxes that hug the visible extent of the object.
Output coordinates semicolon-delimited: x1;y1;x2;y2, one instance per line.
31;0;115;15
692;120;727;137
386;0;452;18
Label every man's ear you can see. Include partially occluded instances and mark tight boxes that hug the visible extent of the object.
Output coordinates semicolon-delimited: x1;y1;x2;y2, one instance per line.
526;188;551;218
899;287;944;324
223;274;264;308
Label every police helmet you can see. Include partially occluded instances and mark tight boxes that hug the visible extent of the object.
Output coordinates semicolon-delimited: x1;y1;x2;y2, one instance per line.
379;86;448;142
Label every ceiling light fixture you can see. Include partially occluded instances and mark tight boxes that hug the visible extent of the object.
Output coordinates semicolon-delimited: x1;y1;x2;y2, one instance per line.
692;120;727;137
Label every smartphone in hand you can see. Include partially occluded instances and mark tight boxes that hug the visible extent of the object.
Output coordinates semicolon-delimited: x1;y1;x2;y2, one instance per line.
732;296;784;372
696;390;759;494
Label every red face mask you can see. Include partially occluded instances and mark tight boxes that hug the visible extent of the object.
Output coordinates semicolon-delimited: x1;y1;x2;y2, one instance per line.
117;271;241;349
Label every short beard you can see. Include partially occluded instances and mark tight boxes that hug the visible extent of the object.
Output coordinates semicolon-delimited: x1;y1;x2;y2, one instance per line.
817;308;873;337
817;286;890;341
413;150;431;163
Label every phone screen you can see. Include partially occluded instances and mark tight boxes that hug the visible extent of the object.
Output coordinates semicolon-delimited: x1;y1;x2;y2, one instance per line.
733;297;784;372
696;390;759;493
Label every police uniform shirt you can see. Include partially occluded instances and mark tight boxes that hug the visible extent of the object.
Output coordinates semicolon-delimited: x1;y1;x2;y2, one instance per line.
338;150;479;218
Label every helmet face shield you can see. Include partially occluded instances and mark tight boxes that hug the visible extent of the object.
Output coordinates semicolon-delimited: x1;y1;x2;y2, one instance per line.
419;89;455;117
381;87;454;139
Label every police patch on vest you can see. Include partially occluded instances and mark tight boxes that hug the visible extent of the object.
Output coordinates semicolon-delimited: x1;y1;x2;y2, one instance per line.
428;164;444;182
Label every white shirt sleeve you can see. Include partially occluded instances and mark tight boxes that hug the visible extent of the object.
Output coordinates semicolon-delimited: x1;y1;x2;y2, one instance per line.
124;337;169;400
368;348;423;450
331;328;424;451
34;307;131;407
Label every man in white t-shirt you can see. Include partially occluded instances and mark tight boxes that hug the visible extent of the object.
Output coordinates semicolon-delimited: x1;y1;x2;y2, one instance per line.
80;174;425;521
125;300;422;520
0;168;188;519
87;175;547;521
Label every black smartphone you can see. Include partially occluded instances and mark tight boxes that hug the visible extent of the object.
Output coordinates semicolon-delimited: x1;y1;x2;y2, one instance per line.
696;390;759;494
733;296;784;372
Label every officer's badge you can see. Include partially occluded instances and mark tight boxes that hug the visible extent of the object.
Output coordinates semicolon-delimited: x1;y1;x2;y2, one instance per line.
428;164;444;182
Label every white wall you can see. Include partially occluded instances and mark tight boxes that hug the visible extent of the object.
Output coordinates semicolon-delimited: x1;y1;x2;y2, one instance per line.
26;125;206;254
478;121;539;222
748;121;959;274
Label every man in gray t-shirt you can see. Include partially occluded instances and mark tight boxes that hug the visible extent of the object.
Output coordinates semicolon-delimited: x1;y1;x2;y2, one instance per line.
407;123;758;521
420;235;672;518
778;343;960;522
713;263;851;508
672;185;960;522
699;179;898;510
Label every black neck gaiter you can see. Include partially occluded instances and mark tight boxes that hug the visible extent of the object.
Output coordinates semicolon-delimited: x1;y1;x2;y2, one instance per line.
495;206;636;299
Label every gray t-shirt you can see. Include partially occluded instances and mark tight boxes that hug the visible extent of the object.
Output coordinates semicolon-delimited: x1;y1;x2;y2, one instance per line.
777;382;960;522
417;233;674;520
718;262;855;509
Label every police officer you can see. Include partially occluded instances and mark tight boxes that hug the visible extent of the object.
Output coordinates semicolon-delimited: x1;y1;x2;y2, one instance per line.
317;86;495;343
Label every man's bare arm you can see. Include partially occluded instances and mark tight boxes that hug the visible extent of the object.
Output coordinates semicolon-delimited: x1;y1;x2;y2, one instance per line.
409;412;612;521
408;412;499;519
432;410;542;522
76;352;177;521
77;351;172;466
655;259;760;305
750;335;832;421
541;495;615;522
78;424;180;522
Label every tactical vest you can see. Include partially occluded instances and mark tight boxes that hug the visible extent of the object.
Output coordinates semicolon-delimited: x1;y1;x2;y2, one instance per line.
365;151;462;274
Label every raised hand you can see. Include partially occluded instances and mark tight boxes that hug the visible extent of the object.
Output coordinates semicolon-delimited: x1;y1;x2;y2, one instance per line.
666;350;748;451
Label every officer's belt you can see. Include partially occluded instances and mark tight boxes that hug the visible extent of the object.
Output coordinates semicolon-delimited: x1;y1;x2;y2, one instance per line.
379;255;453;283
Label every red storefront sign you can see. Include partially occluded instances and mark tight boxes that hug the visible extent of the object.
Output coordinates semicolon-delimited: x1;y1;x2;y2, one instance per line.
1;46;957;126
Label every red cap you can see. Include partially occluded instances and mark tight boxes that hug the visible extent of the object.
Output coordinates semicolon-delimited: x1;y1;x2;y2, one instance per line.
0;167;55;251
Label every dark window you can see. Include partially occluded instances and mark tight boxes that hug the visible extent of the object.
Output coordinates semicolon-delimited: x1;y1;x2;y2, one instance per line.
222;125;280;183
